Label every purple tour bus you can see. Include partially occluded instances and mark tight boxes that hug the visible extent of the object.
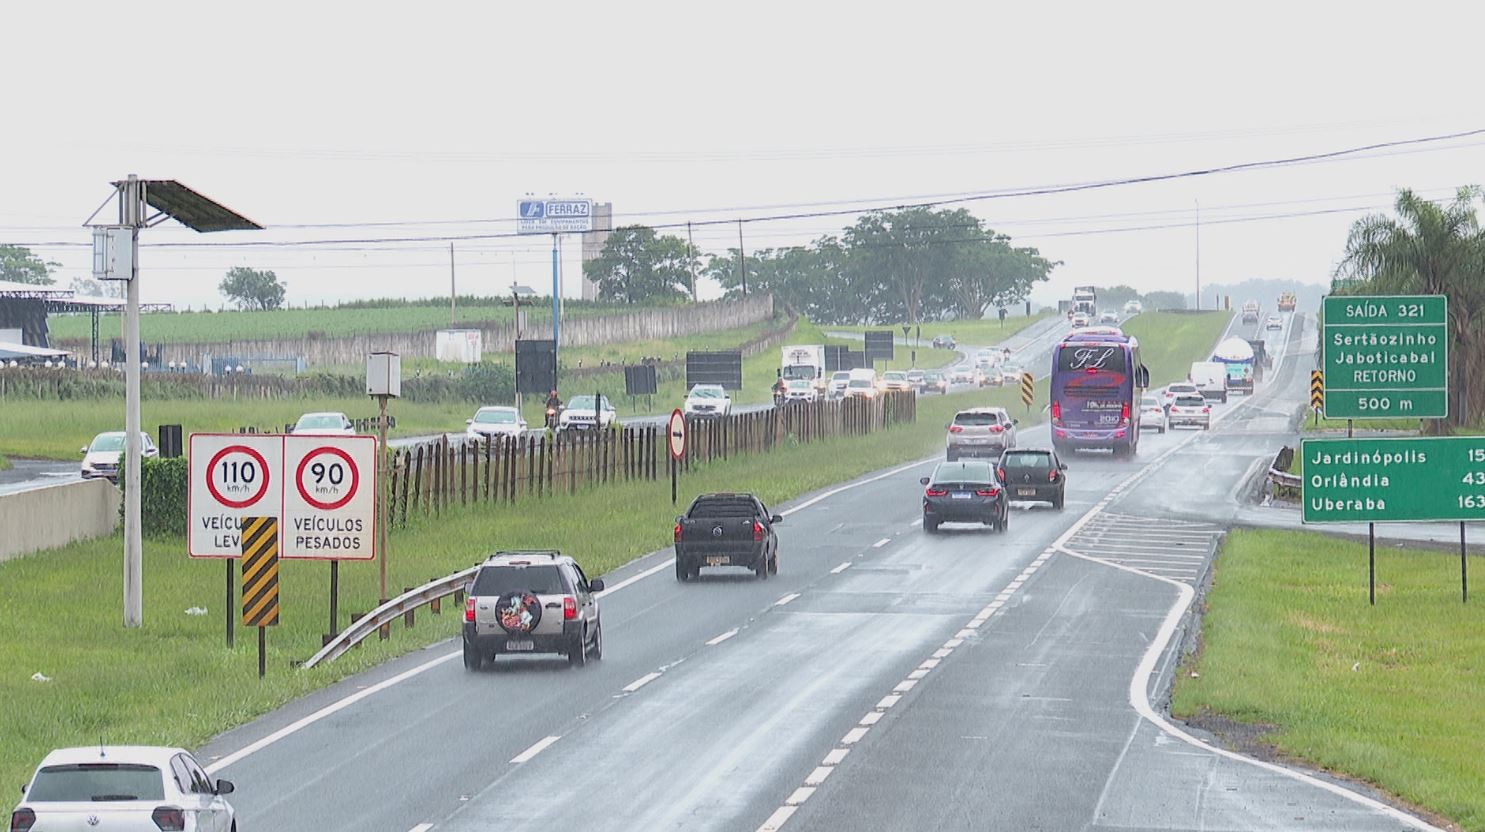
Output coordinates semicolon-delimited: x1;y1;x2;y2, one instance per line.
1050;327;1150;457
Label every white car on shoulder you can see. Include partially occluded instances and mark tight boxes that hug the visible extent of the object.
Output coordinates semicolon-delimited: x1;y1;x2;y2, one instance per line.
466;406;526;440
293;411;356;436
827;371;851;399
558;394;618;432
683;384;732;418
13;746;237;832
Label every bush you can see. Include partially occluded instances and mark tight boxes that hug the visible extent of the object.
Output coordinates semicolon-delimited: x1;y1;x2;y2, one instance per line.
124;456;188;538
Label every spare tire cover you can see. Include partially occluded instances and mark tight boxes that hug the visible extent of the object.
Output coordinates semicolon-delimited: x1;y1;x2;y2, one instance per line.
496;591;543;634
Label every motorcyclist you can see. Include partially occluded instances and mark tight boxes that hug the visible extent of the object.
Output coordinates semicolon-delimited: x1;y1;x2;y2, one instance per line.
545;389;563;428
772;374;787;405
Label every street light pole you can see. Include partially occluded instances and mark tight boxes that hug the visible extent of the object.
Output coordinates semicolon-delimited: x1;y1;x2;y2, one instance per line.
122;176;143;628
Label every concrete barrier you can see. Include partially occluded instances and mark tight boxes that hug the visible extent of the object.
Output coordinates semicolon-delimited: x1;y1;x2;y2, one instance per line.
0;478;120;562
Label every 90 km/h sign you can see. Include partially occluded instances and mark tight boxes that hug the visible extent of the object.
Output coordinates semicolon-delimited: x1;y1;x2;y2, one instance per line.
283;436;376;559
1301;436;1485;523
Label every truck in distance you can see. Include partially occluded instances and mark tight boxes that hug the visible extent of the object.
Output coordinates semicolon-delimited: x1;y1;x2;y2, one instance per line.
1277;291;1297;312
781;344;827;396
1241;301;1260;324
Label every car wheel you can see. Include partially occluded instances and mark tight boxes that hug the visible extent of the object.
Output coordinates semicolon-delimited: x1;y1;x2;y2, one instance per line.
1054;489;1065;510
569;629;588;667
768;549;779;575
675;557;689;582
1159;424;1166;434
1203;422;1210;430
924;516;937;534
462;642;481;672
591;621;603;661
755;555;769;580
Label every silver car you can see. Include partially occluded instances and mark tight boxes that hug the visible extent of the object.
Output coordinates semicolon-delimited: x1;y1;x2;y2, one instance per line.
81;431;158;481
466;406;526;440
462;551;604;669
14;746;236;832
946;407;1018;461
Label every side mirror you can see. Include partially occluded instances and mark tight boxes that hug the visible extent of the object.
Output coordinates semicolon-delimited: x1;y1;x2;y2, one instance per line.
1011;419;1019;425
1059;463;1068;471
466;419;473;425
675;515;684;524
20;784;26;795
215;779;235;795
80;446;88;455
919;476;931;485
770;514;783;524
588;579;606;593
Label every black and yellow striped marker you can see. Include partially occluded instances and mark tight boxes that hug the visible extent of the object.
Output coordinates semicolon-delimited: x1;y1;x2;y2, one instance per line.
1021;372;1035;407
240;517;280;628
1310;370;1324;411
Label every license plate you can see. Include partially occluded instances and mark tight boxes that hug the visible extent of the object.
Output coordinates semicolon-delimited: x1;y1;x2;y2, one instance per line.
951;492;972;500
707;556;730;566
1018;488;1036;496
505;639;534;652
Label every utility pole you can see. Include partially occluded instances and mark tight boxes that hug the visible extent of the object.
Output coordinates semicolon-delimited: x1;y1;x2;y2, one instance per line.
737;220;748;296
121;176;143;629
1195;198;1201;311
449;243;456;324
687;221;699;302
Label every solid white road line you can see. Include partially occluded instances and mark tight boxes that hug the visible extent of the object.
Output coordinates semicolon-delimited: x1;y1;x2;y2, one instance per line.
204;649;459;774
594;557;674;598
622;672;662;693
780;457;937;517
509;735;560;764
706;628;739;646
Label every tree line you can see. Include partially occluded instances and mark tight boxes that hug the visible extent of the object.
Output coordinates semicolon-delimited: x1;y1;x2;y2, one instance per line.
582;207;1059;323
1336;186;1484;429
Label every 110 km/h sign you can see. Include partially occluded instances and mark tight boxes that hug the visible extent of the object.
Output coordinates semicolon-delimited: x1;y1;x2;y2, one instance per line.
1322;294;1447;419
1301;436;1485;523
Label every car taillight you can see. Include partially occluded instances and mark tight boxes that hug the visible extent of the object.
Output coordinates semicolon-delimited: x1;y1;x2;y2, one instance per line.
1049;468;1058;482
1203;406;1211;413
10;808;36;832
989;425;1003;433
674;522;683;543
563;597;577;620
975;487;1000;497
464;596;476;623
753;521;764;542
151;807;185;831
948;425;963;433
925;487;948;497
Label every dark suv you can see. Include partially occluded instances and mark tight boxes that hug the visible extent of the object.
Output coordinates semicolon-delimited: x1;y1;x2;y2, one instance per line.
921;460;1008;533
462;552;604;670
997;448;1068;510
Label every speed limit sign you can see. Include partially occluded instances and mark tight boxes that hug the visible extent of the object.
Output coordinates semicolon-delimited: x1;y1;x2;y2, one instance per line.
189;434;285;558
282;435;376;560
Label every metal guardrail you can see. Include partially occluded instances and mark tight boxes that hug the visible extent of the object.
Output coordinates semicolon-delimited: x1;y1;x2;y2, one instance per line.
302;565;479;669
1266;445;1301;497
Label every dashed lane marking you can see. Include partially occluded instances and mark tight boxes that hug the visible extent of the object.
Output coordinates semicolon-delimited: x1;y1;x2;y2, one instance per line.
706;628;739;646
509;735;560;764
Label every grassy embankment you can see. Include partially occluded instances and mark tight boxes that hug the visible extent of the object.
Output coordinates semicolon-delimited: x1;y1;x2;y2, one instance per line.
827;310;1056;346
1120;309;1234;386
45;302;624;344
0;312;1219;791
1174;530;1484;831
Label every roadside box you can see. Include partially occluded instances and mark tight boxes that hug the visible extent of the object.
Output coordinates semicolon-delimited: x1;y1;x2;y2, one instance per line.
367;351;401;398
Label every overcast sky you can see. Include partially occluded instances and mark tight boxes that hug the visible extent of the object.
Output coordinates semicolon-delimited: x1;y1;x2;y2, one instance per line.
5;0;1485;310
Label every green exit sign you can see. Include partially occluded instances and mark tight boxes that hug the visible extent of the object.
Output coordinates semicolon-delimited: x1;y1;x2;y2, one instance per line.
1301;436;1485;523
1321;294;1448;419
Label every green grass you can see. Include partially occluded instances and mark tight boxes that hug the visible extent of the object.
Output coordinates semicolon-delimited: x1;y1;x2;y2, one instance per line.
45;302;629;345
827;310;1055;346
1173;529;1484;830
0;454;10;471
1121;310;1235;387
1303;415;1427;433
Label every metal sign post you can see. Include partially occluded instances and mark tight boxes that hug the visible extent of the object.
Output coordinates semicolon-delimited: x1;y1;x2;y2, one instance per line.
668;409;687;507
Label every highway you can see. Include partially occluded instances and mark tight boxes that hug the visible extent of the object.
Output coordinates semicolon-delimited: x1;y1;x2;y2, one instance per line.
192;309;1441;830
0;458;80;496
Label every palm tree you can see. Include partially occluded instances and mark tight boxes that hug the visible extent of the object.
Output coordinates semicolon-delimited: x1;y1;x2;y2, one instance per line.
1336;187;1485;430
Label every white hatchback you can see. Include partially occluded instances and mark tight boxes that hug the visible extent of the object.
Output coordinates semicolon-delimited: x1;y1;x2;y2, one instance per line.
293;411;355;436
1161;382;1200;411
1138;395;1167;433
13;746;236;832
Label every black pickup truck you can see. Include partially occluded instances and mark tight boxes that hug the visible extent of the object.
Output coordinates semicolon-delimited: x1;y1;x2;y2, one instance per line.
674;493;782;582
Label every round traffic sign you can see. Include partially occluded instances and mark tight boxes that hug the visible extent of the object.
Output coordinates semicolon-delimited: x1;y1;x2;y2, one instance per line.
667;409;687;461
205;445;271;510
294;446;361;511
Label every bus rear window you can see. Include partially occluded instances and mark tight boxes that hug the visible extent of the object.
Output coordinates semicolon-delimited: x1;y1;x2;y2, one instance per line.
1057;345;1127;374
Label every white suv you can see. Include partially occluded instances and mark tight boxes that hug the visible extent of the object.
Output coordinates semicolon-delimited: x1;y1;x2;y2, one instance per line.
558;394;617;432
946;407;1018;461
462;551;605;669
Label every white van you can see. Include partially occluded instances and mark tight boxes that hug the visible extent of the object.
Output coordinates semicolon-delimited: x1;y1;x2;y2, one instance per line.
1188;361;1228;404
845;368;878;399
